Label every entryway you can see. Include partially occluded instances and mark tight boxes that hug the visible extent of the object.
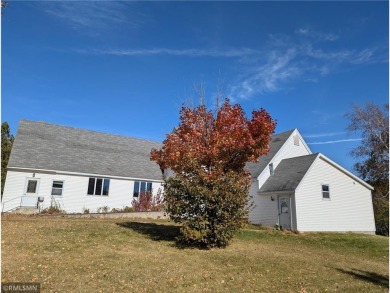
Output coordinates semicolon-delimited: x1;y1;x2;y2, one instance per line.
278;196;292;229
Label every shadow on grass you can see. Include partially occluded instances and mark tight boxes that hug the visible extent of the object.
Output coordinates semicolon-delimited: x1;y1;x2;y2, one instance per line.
116;221;181;242
335;268;389;288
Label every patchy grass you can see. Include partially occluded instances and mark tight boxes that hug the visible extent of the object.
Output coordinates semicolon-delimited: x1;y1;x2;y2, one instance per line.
2;215;388;292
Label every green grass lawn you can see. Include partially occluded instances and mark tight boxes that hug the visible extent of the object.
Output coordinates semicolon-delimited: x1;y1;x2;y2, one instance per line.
2;215;388;292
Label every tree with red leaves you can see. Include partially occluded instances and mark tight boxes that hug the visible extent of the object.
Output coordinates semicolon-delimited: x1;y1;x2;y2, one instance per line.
151;99;276;248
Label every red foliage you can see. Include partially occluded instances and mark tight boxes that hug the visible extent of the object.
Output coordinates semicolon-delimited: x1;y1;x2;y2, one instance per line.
151;99;276;175
131;190;163;212
150;98;276;247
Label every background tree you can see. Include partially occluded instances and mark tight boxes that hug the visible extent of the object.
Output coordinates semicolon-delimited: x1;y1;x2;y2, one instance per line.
2;122;14;196
346;103;389;236
151;99;276;248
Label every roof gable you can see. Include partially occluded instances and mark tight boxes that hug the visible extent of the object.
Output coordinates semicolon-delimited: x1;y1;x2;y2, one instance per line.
8;120;163;180
246;129;295;178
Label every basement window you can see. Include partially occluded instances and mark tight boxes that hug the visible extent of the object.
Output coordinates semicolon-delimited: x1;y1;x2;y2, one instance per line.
133;181;153;197
322;184;330;199
87;178;110;196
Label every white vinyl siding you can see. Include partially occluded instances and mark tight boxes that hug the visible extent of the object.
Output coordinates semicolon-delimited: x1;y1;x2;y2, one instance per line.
2;170;163;213
248;181;279;225
295;157;375;233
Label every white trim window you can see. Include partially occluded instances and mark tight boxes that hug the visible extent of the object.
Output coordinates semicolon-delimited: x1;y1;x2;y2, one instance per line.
87;178;110;196
322;184;330;199
293;135;300;146
51;180;64;196
25;178;39;195
133;181;152;198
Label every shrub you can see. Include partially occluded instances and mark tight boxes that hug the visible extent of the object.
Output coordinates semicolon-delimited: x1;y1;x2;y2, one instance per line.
131;190;164;212
40;205;64;214
110;206;135;213
41;197;64;214
96;206;110;213
122;206;135;213
164;170;250;248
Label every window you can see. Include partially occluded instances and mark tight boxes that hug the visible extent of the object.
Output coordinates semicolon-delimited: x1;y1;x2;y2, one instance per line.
133;181;152;197
293;135;300;146
27;180;38;193
269;163;274;175
87;178;110;196
25;179;39;194
322;184;330;199
51;181;64;196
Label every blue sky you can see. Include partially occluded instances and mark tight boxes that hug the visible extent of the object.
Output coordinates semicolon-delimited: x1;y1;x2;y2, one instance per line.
2;1;388;173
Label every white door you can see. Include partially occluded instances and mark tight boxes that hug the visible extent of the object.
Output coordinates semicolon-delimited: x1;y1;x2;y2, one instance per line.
278;196;291;229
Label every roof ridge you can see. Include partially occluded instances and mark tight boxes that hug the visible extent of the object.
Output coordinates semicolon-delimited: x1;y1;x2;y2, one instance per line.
272;128;295;137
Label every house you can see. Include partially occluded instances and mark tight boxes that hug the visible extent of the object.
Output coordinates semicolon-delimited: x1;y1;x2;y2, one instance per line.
2;121;376;234
246;129;376;234
2;120;164;213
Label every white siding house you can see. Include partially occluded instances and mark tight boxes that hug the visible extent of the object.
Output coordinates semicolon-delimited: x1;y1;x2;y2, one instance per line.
3;120;376;234
247;129;311;225
2;120;164;213
295;155;376;233
247;129;376;234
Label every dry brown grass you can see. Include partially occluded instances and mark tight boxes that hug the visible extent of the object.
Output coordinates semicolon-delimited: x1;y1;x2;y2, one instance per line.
2;215;388;292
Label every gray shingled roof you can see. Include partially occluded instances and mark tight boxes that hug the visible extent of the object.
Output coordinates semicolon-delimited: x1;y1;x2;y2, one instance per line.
246;129;295;178
8;120;163;180
259;153;319;193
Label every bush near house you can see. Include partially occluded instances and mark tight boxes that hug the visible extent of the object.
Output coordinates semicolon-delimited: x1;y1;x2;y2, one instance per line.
40;197;64;214
131;190;163;212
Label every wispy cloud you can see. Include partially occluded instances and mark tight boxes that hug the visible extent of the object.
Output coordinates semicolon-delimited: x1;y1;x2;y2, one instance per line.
73;47;261;58
295;27;339;41
64;21;385;101
228;30;386;100
304;131;347;138
41;2;147;33
350;49;375;64
229;48;301;99
307;138;362;145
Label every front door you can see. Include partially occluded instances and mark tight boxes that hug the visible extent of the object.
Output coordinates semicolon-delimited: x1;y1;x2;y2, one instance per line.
278;196;291;229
